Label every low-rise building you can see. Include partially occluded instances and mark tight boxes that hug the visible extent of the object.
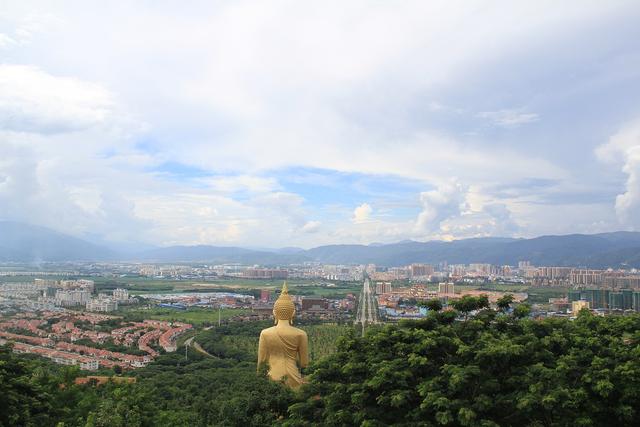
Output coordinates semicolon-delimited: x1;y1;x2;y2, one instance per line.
301;297;329;312
571;300;590;313
86;298;118;312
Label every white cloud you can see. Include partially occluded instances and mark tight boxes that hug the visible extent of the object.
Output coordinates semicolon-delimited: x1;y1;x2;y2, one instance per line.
477;109;539;127
415;180;467;235
596;118;640;229
301;220;321;233
482;203;520;236
352;203;373;224
0;33;17;47
195;175;280;194
0;66;149;243
0;65;120;134
0;1;638;247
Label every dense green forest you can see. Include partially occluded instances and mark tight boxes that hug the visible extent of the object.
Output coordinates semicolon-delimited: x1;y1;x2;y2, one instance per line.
2;304;640;426
288;308;640;426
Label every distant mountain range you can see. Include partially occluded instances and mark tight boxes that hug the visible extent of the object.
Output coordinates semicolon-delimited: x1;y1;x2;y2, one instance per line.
0;221;117;262
2;221;640;268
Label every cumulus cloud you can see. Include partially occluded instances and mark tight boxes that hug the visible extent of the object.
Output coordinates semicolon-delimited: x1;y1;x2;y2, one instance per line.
0;65;120;134
0;66;154;244
415;180;467;234
0;1;638;247
352;203;373;224
596;119;640;228
481;203;520;236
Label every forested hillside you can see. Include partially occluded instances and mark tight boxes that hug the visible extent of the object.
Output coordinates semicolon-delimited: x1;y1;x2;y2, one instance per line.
2;310;640;426
288;308;640;426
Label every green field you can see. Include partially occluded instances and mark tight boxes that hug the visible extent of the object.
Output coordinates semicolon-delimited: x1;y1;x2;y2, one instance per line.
120;306;251;325
0;275;72;283
88;276;363;298
2;273;567;305
524;286;568;304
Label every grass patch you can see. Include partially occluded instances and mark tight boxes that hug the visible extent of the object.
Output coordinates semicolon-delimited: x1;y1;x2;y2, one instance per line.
120;306;251;326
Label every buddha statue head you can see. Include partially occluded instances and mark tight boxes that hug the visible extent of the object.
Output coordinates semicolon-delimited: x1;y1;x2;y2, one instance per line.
273;282;295;324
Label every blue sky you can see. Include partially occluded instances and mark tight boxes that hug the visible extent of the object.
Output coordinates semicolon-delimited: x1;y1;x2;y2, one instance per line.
1;1;640;248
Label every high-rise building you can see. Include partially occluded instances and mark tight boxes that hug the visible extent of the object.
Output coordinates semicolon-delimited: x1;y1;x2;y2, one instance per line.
242;269;288;279
568;290;582;302
55;289;91;307
570;270;604;286
608;292;624;310
568;288;637;310
539;267;572;281
34;278;58;287
622;289;634;310
603;276;640;290
469;264;492;275
500;266;513;277
410;264;434;278
449;264;466;276
438;282;455;294
633;292;640;312
59;279;95;291
260;289;271;303
113;288;129;301
579;289;610;309
375;282;392;295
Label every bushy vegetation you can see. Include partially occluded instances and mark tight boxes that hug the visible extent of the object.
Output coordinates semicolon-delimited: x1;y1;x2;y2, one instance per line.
288;307;640;426
0;343;292;427
2;301;640;426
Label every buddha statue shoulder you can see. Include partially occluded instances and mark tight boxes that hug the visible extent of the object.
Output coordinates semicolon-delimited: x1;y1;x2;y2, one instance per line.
257;282;309;389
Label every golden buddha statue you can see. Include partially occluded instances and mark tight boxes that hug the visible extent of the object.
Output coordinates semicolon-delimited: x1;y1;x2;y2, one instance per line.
258;282;309;389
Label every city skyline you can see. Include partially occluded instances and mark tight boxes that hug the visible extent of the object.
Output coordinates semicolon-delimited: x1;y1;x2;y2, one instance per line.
2;1;640;248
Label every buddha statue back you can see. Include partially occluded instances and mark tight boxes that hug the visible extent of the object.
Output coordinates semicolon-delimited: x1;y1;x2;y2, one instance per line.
257;282;309;388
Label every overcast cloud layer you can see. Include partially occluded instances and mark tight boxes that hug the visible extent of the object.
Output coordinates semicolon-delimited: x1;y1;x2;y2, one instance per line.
1;1;640;248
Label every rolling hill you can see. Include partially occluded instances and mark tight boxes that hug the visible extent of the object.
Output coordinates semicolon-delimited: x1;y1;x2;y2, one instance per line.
2;221;640;268
0;221;116;262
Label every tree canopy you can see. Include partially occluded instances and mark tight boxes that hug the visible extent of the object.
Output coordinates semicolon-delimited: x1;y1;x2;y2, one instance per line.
1;302;639;427
288;309;640;426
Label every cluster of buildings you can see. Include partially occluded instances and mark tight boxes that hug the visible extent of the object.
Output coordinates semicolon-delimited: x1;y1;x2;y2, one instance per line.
242;268;288;279
54;285;134;312
3;259;640;289
546;288;640;317
567;289;640;312
143;289;355;322
373;282;527;319
0;279;137;313
0;311;192;370
85;288;132;312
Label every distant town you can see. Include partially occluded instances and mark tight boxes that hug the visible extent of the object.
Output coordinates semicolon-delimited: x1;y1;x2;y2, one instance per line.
2;259;639;371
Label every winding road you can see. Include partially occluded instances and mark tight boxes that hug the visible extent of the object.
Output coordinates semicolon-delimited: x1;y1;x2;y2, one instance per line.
184;336;215;358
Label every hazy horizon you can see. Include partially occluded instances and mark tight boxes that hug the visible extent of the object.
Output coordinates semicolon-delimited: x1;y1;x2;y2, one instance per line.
2;1;640;249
